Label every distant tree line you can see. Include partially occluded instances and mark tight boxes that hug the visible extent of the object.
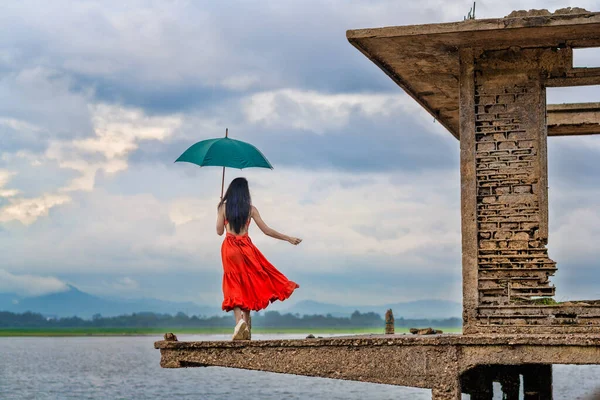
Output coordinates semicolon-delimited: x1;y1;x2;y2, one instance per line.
0;310;461;329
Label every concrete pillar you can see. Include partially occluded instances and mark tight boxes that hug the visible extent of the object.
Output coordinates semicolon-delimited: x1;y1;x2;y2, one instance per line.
523;364;552;400
499;372;520;400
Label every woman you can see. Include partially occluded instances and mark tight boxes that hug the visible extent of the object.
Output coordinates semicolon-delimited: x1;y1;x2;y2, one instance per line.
216;177;301;340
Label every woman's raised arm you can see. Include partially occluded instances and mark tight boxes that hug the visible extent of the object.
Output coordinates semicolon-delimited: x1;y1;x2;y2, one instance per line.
216;203;225;236
251;206;302;245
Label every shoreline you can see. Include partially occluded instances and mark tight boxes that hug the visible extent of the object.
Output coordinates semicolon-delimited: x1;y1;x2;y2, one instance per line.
0;327;462;337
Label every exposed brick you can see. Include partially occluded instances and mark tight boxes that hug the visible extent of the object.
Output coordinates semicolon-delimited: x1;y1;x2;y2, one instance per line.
522;222;538;230
478;134;494;141
480;223;497;230
513;232;530;240
498;142;517;150
508;161;529;168
487;104;506;113
514;150;535;156
514;185;532;194
518;140;534;148
480;241;498;250
477;142;496;152
477;113;496;121
508;131;529;140
520;155;537;161
482;196;497;204
478;126;496;134
495;186;511;195
481;95;497;104
498;194;536;204
495;231;513;240
488;162;507;169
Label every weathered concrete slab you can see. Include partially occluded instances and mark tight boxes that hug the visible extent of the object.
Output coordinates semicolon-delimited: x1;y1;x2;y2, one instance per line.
155;334;600;387
347;9;600;139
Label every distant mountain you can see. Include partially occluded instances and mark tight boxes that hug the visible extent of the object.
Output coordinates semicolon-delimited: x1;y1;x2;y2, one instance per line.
0;285;221;319
280;299;462;319
0;285;461;320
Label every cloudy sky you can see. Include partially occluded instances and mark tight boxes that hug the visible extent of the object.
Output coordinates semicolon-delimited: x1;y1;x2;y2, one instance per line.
1;0;599;308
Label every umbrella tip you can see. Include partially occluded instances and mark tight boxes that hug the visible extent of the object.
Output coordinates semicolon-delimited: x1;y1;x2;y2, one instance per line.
225;128;228;138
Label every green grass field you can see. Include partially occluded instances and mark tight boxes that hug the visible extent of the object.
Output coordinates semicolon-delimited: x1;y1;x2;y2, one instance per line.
0;327;462;337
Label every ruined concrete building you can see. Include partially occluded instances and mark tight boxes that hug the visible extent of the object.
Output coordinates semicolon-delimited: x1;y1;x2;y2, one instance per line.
156;8;600;399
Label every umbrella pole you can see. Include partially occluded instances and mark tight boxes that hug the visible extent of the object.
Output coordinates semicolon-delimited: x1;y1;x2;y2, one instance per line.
220;166;225;199
220;128;229;199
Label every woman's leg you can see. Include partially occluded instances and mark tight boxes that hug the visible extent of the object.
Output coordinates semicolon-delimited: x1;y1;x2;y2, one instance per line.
232;307;248;340
233;307;243;324
242;309;251;339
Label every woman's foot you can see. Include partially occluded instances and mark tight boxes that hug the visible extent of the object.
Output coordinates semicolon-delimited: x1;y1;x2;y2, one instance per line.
243;324;251;340
232;319;248;340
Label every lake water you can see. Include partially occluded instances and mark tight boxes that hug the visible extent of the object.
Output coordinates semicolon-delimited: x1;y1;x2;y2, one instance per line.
1;334;600;399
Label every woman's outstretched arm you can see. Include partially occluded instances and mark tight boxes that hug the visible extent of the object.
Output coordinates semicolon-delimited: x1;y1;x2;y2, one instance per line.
251;206;302;245
216;203;225;236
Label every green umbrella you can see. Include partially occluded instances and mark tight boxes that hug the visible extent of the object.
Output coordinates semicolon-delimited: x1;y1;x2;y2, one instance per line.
175;129;273;198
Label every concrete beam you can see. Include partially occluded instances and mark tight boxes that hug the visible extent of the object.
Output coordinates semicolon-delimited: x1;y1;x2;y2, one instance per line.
547;102;600;136
155;334;600;388
546;68;600;87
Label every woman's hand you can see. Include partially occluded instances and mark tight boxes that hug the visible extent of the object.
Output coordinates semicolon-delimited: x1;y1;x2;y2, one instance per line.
287;236;302;245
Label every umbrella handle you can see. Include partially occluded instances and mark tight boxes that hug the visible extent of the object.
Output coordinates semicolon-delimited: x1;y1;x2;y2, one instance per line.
220;166;225;199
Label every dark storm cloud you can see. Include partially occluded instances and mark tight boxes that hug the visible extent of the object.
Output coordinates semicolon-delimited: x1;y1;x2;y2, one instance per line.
0;1;447;114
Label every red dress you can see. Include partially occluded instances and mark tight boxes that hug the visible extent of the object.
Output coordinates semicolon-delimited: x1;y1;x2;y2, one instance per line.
221;219;299;312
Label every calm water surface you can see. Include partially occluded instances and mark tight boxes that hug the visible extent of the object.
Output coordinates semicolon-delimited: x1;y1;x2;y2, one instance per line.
1;334;599;399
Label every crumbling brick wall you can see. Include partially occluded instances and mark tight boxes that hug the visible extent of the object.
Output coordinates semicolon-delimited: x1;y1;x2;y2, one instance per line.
472;49;560;313
474;80;556;306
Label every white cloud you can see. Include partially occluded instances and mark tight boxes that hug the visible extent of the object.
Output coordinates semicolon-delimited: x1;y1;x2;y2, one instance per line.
0;269;68;296
0;117;41;133
0;166;461;277
0;193;71;225
242;89;448;136
45;103;182;193
0;170;20;198
243;89;407;133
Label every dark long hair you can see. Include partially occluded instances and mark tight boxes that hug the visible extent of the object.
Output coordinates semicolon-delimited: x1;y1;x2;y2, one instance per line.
218;177;251;234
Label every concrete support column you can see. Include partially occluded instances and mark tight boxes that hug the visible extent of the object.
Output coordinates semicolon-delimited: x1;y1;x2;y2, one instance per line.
458;46;479;334
432;382;461;400
499;372;520;400
523;364;552;400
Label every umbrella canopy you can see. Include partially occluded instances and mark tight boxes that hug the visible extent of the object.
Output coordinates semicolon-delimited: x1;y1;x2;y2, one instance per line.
175;137;273;170
175;129;273;198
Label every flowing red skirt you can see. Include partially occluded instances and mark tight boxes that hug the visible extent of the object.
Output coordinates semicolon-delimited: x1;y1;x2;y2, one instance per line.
221;232;299;312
